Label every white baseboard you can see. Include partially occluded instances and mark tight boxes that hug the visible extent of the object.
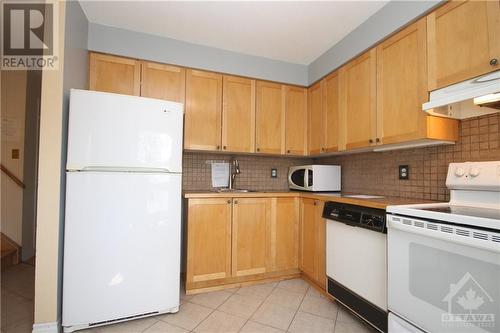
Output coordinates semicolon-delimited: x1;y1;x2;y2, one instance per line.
32;321;59;333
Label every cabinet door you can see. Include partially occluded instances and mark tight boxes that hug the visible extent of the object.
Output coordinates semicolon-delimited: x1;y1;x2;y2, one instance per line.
285;86;307;156
273;197;299;272
323;72;340;152
232;198;271;277
222;76;255;153
427;1;500;90
316;201;326;289
185;70;223;151
256;81;285;154
186;198;232;284
308;81;324;155
300;198;317;279
89;53;140;96
340;49;377;150
376;19;428;145
141;62;185;103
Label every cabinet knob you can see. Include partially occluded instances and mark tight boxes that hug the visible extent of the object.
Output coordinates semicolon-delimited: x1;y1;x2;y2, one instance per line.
234;200;238;204
490;58;498;66
223;145;227;150
227;200;231;204
256;148;260;152
369;139;374;144
321;147;325;152
376;138;380;143
216;145;220;150
313;201;317;206
287;149;291;153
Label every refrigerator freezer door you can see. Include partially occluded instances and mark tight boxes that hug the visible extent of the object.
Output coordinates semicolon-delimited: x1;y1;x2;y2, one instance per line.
62;171;181;328
67;89;183;173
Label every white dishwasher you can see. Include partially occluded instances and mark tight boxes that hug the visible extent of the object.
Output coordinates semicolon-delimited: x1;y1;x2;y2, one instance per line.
323;201;388;332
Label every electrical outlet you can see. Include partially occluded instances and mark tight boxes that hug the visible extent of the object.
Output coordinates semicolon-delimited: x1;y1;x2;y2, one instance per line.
271;168;277;178
399;165;409;180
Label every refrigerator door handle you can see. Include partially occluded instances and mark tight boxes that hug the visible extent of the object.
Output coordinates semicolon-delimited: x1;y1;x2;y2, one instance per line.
70;166;181;173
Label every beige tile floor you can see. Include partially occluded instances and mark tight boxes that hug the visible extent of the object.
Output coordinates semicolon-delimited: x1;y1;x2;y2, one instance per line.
1;265;377;333
1;263;35;333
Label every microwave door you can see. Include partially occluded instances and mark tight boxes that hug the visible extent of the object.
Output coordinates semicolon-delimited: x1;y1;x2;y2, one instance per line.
290;169;305;188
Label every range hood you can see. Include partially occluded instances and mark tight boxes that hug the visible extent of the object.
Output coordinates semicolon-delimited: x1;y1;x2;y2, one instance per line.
423;70;500;119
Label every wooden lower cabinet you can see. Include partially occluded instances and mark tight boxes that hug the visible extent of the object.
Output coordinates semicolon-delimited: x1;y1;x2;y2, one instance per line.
185;196;300;293
186;198;232;287
232;198;271;277
299;198;326;290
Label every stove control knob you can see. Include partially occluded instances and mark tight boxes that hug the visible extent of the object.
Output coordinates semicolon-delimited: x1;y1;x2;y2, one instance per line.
470;167;480;177
455;167;465;177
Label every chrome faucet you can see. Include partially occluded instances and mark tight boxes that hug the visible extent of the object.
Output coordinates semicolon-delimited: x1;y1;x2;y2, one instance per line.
228;159;240;190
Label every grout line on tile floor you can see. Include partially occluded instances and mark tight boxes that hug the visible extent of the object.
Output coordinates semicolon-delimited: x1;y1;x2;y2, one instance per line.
284;284;309;332
236;281;280;332
139;316;160;333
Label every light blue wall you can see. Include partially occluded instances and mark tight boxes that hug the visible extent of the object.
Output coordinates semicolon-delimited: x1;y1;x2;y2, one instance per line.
308;1;443;84
86;1;444;86
87;23;309;86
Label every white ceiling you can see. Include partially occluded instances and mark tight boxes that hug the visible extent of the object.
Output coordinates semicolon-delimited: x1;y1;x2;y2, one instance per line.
79;1;389;65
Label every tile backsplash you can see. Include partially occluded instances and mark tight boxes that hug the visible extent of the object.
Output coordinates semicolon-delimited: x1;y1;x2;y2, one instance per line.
315;114;500;201
182;153;311;191
182;114;499;200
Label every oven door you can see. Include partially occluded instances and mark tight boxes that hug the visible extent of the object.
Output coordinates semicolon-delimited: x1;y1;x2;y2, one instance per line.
387;214;500;333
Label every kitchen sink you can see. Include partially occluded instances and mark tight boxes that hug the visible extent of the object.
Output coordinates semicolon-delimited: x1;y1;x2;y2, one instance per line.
216;188;255;193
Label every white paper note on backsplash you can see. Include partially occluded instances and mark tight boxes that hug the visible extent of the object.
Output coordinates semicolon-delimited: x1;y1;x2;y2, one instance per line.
212;162;229;188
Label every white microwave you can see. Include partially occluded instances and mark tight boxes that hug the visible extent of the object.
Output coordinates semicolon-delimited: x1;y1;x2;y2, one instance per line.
288;165;341;192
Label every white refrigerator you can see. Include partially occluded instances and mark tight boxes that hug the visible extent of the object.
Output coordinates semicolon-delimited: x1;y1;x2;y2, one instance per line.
62;89;183;332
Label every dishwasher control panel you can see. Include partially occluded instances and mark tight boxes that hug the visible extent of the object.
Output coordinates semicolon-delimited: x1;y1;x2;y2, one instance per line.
322;201;386;233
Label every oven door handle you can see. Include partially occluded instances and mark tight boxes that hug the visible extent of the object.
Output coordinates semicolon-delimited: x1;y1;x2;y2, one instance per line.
388;218;500;254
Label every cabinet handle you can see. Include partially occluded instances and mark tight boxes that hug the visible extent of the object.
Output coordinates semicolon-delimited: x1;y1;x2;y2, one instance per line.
369;139;374;144
490;58;498;66
227;200;231;204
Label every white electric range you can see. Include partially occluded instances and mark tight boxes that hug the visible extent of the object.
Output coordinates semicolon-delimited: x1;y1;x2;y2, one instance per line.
386;161;500;333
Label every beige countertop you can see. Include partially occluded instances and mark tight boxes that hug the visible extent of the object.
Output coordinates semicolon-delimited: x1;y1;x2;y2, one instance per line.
183;190;437;210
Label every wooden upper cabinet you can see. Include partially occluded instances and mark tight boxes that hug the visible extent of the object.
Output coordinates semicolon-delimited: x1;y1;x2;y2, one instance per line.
256;81;285;154
185;69;223;151
232;198;271;277
339;49;377;150
186;198;232;286
140;62;185;103
376;19;428;145
427;1;500;90
222;76;255;153
308;81;324;155
89;53;140;96
323;72;340;152
285;86;307;156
